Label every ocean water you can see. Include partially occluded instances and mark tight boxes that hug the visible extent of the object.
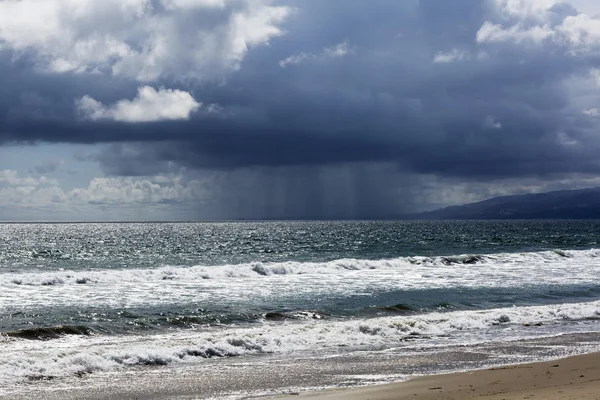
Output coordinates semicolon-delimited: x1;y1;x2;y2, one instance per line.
3;220;600;398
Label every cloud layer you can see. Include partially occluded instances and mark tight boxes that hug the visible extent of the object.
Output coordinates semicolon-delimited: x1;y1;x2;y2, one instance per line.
0;0;291;81
3;0;600;219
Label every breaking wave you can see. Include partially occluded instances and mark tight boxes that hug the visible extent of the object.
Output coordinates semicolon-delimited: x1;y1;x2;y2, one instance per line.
3;248;600;286
3;325;95;341
4;299;600;385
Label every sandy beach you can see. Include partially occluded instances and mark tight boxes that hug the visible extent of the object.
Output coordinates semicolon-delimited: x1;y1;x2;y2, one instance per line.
266;352;600;400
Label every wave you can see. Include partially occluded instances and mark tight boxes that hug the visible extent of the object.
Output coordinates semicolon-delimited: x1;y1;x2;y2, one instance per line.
4;299;600;385
3;248;600;287
4;325;95;341
263;310;328;321
2;310;332;339
371;303;419;314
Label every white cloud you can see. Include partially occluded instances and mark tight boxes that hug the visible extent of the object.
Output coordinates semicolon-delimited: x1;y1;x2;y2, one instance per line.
279;52;313;68
206;103;224;114
0;171;65;211
0;186;66;207
161;0;227;10
477;0;600;52
589;68;600;86
483;115;503;129
0;175;204;208
69;176;203;205
76;86;201;122
279;40;353;68
557;13;600;53
477;21;553;44
0;170;58;186
491;0;557;20
557;131;578;146
324;40;352;58
433;49;469;63
583;108;600;116
0;0;292;81
0;175;212;221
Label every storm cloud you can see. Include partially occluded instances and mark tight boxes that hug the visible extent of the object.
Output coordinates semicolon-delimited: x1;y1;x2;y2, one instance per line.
2;0;600;219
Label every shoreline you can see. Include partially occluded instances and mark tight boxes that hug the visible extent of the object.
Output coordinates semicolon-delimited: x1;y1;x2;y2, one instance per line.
264;352;600;399
4;333;600;399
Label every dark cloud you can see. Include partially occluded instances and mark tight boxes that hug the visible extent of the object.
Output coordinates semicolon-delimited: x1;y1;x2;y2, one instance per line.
172;162;422;219
2;0;600;218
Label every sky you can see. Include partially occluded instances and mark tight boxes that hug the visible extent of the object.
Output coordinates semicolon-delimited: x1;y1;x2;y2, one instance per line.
2;0;600;220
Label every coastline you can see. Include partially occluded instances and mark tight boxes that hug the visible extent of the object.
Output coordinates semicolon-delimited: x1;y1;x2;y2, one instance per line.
4;345;600;399
264;352;600;400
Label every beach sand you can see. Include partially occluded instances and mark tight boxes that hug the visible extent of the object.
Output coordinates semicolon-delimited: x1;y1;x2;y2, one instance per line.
266;352;600;400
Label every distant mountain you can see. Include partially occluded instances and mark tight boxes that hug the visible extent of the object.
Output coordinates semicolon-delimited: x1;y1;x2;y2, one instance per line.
412;187;600;219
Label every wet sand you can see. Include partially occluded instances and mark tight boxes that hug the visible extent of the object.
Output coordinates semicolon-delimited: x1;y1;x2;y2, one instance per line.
266;352;600;400
5;335;600;399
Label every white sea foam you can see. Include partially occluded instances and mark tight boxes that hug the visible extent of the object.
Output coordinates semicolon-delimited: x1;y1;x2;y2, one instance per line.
2;249;600;309
5;248;600;285
2;299;600;388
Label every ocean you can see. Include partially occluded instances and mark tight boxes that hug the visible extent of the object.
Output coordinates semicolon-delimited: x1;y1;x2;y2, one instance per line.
3;220;600;399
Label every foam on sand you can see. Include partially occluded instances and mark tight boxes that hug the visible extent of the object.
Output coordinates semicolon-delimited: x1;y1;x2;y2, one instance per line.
3;299;600;388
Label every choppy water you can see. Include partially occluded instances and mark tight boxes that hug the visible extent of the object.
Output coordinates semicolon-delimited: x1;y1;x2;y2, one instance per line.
2;220;600;397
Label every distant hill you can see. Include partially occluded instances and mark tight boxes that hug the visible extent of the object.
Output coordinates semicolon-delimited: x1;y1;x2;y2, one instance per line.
412;187;600;219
